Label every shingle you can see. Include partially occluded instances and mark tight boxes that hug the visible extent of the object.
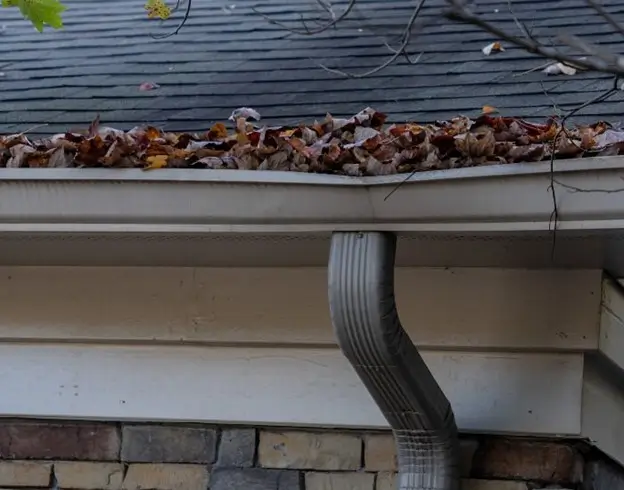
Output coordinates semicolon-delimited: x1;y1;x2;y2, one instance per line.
2;0;624;135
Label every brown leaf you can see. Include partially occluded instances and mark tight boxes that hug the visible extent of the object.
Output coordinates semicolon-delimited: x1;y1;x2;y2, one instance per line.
364;156;396;176
506;144;547;163
208;122;228;140
87;114;101;139
455;131;496;160
47;147;73;168
0;106;608;174
7;144;36;168
341;163;361;176
258;150;291;171
196;156;227;169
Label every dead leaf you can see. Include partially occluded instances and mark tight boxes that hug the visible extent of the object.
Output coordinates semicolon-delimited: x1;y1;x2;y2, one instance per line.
279;128;298;138
144;154;168;170
208;122;228;139
144;126;161;141
595;129;624;148
7;144;35;168
543;62;577;76
482;41;504;56
229;107;261;122
258;150;291;171
87;114;101;138
196;156;227;169
0;106;608;174
47;147;73;168
139;82;160;91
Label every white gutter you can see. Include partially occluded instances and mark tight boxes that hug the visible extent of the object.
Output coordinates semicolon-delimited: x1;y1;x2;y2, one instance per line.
1;156;624;235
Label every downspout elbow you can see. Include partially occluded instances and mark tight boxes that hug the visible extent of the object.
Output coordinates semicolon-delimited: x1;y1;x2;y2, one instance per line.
328;232;460;490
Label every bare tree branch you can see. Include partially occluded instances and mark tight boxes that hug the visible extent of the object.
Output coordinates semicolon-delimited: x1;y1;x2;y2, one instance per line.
252;0;357;35
318;0;425;78
150;0;192;39
586;0;624;39
444;0;624;78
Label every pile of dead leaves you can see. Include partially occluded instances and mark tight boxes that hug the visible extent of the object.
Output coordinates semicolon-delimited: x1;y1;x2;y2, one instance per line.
2;108;624;176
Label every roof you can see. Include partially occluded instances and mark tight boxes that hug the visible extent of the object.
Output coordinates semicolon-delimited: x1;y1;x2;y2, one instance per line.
1;0;624;136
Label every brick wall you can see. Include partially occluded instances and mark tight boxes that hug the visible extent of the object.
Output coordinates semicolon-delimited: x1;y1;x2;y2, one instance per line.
0;420;621;490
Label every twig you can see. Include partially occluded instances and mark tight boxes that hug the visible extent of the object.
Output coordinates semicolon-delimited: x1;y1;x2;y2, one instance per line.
554;178;624;194
586;0;624;39
445;0;624;77
513;60;557;77
16;123;49;137
252;0;356;35
319;0;426;78
507;0;533;41
150;0;192;39
545;76;620;259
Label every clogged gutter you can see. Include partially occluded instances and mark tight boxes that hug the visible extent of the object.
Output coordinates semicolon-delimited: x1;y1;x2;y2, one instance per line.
2;107;624;176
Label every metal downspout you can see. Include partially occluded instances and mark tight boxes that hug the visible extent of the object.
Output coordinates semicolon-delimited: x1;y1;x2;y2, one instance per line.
328;231;460;490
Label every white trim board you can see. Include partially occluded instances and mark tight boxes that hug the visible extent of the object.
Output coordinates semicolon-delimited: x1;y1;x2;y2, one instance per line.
0;266;601;351
599;277;624;370
0;343;583;435
582;357;624;465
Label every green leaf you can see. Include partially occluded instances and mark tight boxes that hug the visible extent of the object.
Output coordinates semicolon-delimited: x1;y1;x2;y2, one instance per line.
2;0;66;32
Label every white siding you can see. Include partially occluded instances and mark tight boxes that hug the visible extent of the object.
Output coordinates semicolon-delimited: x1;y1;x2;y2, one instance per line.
0;343;583;434
600;278;624;370
582;360;624;465
0;266;603;437
0;267;600;350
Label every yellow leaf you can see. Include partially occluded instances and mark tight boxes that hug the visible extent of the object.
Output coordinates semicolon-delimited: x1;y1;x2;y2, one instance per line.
144;0;170;19
209;122;228;139
482;105;498;114
144;154;168;170
172;148;189;159
144;126;161;141
279;129;298;138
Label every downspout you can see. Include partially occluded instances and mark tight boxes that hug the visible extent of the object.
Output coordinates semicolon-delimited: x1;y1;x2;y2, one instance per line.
328;231;460;490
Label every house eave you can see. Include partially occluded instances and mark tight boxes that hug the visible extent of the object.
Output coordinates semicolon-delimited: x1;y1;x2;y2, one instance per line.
3;156;624;267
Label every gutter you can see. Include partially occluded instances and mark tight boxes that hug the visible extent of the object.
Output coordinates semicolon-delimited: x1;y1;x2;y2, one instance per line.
328;232;459;490
1;156;624;234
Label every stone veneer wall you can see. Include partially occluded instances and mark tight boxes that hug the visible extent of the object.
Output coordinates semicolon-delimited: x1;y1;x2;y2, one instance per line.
0;420;622;490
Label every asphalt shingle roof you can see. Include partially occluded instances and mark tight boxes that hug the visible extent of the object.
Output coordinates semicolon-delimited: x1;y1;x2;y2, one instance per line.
1;0;624;136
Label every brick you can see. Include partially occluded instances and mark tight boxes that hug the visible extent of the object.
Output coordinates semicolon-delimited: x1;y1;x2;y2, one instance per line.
0;461;52;487
54;462;124;490
364;434;477;475
364;434;396;472
584;460;624;490
258;431;361;470
217;428;256;468
376;472;396;490
211;468;301;490
472;439;583;482
122;464;209;490
462;479;528;490
305;472;375;490
121;425;216;463
0;422;120;461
